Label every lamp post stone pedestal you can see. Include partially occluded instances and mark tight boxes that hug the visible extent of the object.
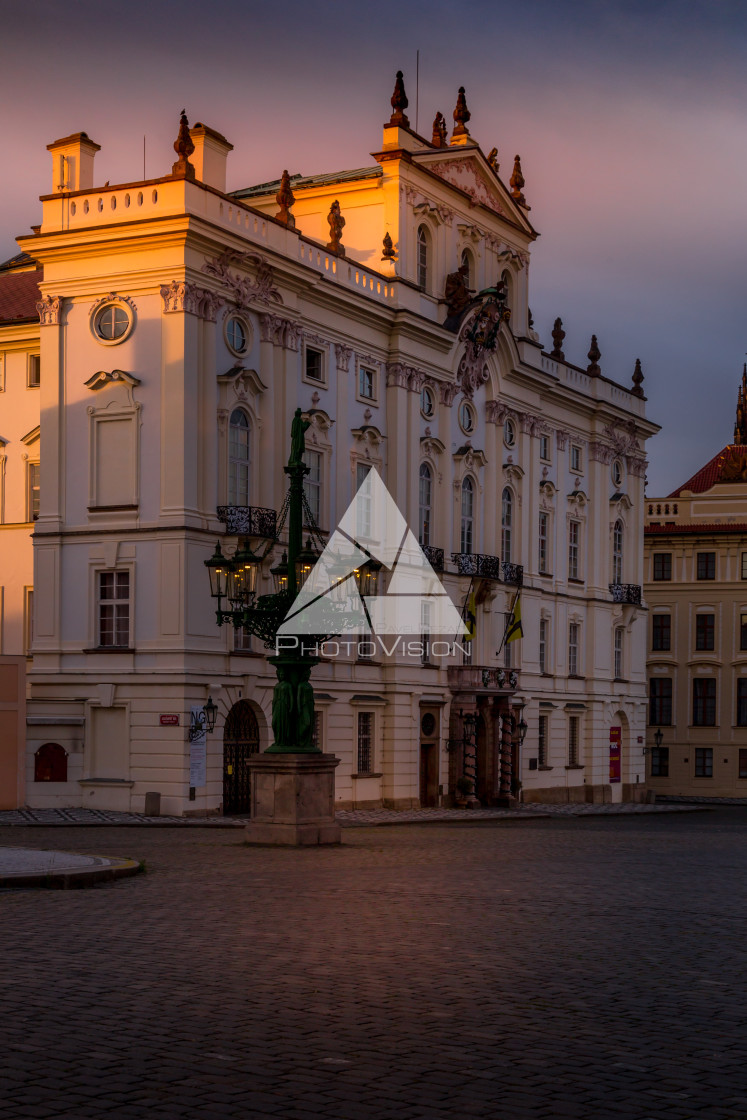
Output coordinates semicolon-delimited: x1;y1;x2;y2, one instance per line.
245;753;341;846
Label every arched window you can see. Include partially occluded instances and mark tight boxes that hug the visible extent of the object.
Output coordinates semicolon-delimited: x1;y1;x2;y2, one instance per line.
612;519;623;583
34;742;68;782
501;487;513;564
460;477;474;554
417;225;430;290
228;409;250;506
419;463;432;547
460;248;474;288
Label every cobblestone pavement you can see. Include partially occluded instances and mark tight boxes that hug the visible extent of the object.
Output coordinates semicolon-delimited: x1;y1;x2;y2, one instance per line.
2;809;746;1119
0;802;699;828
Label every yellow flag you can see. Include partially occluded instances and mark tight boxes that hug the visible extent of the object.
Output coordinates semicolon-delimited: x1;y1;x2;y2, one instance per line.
464;590;477;641
506;595;523;643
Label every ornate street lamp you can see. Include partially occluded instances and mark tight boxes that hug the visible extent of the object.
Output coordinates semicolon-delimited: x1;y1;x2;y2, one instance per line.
205;409;339;754
518;717;528;744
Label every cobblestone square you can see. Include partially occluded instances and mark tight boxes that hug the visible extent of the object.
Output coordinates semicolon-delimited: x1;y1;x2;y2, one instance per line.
1;810;746;1119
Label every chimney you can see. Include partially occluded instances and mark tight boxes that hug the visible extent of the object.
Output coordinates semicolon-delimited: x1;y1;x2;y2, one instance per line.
189;123;233;192
46;132;101;193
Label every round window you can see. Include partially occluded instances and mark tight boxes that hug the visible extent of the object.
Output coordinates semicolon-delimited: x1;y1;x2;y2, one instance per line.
421;713;436;737
420;385;435;418
94;303;130;342
612;460;623;487
504;419;516;447
225;315;249;356
459;400;475;434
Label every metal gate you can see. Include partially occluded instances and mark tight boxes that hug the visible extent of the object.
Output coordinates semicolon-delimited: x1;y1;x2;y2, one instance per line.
222;700;260;815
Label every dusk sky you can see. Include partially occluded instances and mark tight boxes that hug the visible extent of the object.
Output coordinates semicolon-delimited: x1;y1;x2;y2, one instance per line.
2;0;746;495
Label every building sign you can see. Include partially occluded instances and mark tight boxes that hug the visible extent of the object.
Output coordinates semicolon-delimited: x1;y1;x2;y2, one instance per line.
189;706;207;788
609;726;621;783
160;714;179;726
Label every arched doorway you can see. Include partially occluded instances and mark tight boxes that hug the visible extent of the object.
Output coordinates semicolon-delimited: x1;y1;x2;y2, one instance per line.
223;701;260;814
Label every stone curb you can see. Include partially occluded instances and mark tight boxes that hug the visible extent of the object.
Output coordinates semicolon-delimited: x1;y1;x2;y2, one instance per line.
0;851;143;890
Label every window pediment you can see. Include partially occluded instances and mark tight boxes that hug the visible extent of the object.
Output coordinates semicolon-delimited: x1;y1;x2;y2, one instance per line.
217;365;267;399
21;426;40;446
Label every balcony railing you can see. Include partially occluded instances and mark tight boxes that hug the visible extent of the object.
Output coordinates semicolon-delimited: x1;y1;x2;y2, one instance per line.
217;505;277;538
609;583;642;605
422;545;444;572
502;562;524;586
448;664;519;693
451;552;503;580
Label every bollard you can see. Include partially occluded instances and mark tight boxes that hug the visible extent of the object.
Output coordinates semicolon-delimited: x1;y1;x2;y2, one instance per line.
144;791;161;816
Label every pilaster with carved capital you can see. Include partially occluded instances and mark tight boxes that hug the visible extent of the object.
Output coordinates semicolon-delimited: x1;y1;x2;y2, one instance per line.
36;295;63;326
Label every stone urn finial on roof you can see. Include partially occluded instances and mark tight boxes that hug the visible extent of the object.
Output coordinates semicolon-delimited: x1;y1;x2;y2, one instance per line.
587;335;602;377
389;70;410;128
275;170;296;229
510;154;529;209
326;200;346;256
452;86;471;138
632;358;645;399
550;317;565;360
172;109;196;180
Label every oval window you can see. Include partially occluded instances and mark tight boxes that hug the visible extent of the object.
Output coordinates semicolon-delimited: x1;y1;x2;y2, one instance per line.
504;419;516;447
459;400;475;434
94;303;130;342
420;385;435;418
225;315;248;356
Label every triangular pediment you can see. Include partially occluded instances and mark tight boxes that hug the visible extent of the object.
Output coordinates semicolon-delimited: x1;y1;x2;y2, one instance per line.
414;150;535;235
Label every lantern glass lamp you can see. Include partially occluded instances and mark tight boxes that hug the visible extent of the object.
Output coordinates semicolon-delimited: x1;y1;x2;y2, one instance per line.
518;717;528;744
205;542;230;600
654;727;663;749
203;695;218;733
271;551;289;594
355;558;381;599
295;538;318;591
232;540;260;599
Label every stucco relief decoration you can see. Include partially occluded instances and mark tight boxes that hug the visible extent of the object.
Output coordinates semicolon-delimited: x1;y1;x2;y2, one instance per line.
36;294;62;325
259;314;301;350
600;420;647;478
427;158;505;215
485;236;529;268
304;410;334;447
334;344;353;372
485;400;518;427
84;369;142;391
520;413;548;437
385;361;431;393
202;249;283;309
160;280;222;320
456;293;510;398
217;409;229;434
404;185;455;226
556;429;570;450
457;223;485;244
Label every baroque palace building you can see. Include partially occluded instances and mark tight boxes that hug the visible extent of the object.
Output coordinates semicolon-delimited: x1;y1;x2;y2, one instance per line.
0;75;657;814
644;373;747;797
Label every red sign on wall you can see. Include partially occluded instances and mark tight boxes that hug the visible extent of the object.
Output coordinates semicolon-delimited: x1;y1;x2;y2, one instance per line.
160;714;180;726
609;726;621;783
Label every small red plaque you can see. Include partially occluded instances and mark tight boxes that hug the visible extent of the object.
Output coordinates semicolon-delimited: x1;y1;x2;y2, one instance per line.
160;714;179;726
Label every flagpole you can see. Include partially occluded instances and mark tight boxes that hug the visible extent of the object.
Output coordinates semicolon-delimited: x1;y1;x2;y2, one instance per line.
455;576;475;644
496;587;521;657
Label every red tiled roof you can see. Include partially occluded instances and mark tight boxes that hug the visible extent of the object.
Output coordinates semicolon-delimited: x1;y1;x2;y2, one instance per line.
0;268;42;323
645;522;747;536
668;445;747;497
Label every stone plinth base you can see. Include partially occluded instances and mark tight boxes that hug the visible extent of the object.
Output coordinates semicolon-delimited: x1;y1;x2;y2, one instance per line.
245;753;341;846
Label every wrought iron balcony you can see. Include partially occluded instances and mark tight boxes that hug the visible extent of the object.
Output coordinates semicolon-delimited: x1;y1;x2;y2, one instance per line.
451;552;503;580
448;664;519;693
609;583;642;605
502;562;524;587
217;505;277;538
422;545;444;572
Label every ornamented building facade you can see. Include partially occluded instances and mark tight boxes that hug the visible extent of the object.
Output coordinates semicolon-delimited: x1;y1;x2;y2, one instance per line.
0;78;656;814
645;375;747;797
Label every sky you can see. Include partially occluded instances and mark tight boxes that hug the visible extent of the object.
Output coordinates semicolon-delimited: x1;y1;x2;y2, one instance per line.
2;0;746;495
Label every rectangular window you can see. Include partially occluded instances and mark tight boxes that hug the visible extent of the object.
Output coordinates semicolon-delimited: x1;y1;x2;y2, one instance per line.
303;450;322;526
653;553;672;581
692;678;716;726
304;346;324;383
98;570;130;648
568;621;579;676
234;625;253;652
421;600;432;665
538;714;548;767
695;613;715;651
739;748;747;779
740;614;747;652
25;588;34;656
27;463;40;522
697;552;716;580
652;613;671;651
614;628;623;679
650;746;669;777
737;680;747;727
568;715;579;766
357;712;373;774
539;435;550;462
650;678;673;726
570;445;582;473
742;553;747;580
538;512;549;574
358;366;376;400
568;520;580;580
27;355;40;388
504;639;512;669
356;463;372;539
539;618;547;674
694;747;713;777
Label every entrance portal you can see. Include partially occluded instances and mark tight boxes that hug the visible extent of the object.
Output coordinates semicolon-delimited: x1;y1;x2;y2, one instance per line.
223;700;260;814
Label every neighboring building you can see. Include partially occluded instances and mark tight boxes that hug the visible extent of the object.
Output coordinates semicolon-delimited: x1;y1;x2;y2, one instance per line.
1;77;656;814
645;372;747;797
